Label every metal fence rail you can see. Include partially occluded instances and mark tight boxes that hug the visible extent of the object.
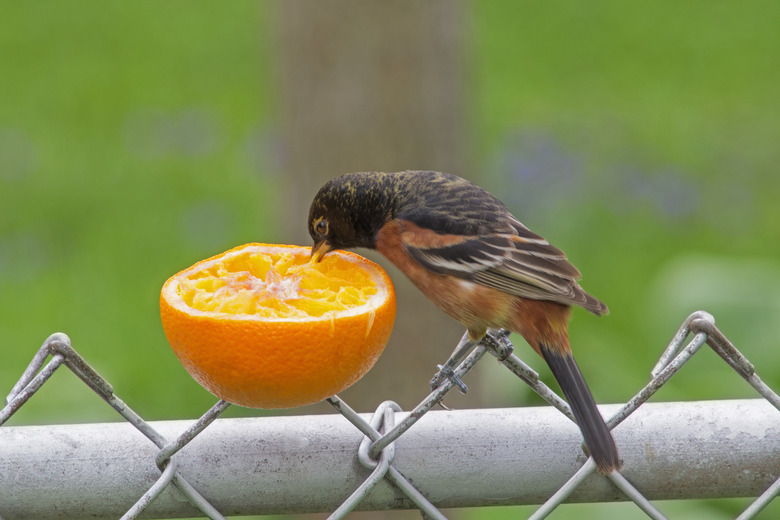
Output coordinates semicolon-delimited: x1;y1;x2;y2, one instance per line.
1;311;779;519
1;400;778;519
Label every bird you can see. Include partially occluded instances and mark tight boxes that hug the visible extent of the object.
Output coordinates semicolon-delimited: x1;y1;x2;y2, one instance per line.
307;170;620;473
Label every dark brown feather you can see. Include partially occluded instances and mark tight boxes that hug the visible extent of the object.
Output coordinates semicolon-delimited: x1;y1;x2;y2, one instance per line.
308;170;608;315
309;170;619;473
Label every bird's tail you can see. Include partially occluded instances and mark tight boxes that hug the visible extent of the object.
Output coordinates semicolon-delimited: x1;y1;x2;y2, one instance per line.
540;345;620;473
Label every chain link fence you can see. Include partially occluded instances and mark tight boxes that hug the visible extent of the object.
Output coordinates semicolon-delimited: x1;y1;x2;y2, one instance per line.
1;311;778;519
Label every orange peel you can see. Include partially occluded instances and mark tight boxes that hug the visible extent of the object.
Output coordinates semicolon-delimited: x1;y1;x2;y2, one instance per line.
160;243;395;408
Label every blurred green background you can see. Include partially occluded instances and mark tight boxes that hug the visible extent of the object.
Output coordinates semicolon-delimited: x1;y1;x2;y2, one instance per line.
1;1;779;519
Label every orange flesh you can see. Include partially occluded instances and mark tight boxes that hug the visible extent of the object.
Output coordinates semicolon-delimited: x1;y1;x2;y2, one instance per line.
176;249;378;318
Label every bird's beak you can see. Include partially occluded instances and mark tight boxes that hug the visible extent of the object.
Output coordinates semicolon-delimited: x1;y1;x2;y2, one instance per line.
310;240;333;263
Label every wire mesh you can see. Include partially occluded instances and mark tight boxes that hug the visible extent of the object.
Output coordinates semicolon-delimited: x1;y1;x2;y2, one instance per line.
1;311;778;519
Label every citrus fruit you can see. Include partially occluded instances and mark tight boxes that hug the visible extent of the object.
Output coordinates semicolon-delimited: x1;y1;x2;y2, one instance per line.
160;243;396;408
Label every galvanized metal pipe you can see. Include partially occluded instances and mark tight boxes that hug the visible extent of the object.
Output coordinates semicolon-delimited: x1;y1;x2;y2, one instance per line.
0;399;777;519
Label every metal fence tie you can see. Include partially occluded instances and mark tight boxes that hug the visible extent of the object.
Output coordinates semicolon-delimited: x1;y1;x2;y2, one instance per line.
330;405;398;519
359;402;399;469
371;407;451;520
330;400;447;520
370;344;488;458
364;405;448;520
327;398;448;519
328;444;393;520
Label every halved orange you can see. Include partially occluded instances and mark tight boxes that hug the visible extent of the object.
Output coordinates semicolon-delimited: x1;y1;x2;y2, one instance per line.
160;243;396;408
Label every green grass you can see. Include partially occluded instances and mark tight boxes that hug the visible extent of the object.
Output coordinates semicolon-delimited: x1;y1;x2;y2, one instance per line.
469;2;780;518
472;0;780;403
1;1;779;518
0;1;276;421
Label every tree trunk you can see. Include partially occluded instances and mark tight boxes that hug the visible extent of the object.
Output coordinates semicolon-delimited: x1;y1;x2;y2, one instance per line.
274;0;478;415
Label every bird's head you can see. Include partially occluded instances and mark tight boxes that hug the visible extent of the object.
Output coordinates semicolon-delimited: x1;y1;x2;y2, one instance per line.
308;172;398;262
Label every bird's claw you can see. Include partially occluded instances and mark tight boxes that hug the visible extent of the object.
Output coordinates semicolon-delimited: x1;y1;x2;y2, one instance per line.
430;364;469;394
485;329;514;361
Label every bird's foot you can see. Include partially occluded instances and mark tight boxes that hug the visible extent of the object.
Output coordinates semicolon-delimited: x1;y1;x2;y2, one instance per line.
429;364;469;394
484;329;514;361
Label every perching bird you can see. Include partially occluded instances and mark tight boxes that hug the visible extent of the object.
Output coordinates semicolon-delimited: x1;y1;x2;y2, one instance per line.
308;170;619;473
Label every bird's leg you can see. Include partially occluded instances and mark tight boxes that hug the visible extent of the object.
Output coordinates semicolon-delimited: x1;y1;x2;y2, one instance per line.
429;331;476;394
483;328;514;361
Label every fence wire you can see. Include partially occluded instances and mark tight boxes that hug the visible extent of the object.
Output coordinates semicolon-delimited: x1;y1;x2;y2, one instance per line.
1;310;778;519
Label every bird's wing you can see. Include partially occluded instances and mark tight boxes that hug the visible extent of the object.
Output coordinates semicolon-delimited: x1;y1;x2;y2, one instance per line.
397;216;607;314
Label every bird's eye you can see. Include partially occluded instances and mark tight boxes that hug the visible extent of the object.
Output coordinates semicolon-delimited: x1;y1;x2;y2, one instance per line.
315;218;328;235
